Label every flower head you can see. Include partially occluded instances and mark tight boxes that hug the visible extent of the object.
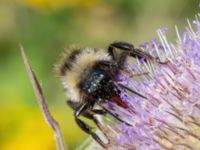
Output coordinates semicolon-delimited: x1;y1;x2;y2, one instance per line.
79;14;200;150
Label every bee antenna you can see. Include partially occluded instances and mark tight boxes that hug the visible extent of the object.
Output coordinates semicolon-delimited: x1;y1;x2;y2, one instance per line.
115;82;147;99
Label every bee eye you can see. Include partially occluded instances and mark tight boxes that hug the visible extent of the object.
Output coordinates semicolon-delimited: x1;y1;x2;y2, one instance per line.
100;74;104;78
92;83;97;87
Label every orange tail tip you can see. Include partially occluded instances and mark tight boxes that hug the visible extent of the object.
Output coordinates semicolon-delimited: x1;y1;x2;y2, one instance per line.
111;96;128;109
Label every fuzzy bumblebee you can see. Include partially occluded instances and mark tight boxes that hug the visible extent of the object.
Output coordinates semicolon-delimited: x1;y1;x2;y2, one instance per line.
57;42;162;148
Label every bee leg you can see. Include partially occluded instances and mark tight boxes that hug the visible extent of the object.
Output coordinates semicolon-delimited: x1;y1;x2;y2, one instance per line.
108;41;167;64
92;116;110;144
67;100;107;116
92;109;107;115
100;104;132;126
83;110;110;145
108;43;127;67
109;41;153;61
98;60;118;68
74;102;108;148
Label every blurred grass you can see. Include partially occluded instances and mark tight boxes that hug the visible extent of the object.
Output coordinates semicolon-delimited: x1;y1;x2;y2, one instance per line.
0;0;199;149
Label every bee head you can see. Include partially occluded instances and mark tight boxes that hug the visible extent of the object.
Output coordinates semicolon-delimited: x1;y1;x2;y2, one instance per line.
79;68;118;100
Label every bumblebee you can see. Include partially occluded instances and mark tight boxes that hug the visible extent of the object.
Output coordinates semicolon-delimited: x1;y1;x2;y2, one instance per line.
57;42;162;148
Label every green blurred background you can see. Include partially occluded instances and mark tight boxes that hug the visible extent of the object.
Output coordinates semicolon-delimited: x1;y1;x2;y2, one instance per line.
0;0;199;149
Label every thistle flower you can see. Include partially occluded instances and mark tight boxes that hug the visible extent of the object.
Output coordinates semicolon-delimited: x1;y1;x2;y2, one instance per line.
79;15;200;150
